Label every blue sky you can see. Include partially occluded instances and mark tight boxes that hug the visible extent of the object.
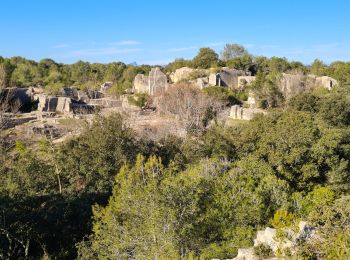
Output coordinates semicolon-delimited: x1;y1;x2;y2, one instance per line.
1;0;349;65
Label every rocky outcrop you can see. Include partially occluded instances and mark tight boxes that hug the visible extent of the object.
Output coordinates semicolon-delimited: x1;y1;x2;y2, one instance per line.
279;73;309;99
169;67;195;83
229;105;266;120
32;124;62;139
232;221;316;260
209;68;247;89
134;74;149;93
279;73;338;99
314;75;337;90
238;76;256;89
193;77;209;89
56;97;72;113
149;67;168;95
134;67;168;95
100;82;113;93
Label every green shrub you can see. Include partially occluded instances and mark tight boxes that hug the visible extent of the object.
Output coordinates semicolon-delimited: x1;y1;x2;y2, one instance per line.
254;243;273;258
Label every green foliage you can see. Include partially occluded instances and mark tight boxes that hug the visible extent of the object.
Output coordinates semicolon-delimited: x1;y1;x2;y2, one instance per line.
192;48;219;69
226;54;255;72
165;58;192;72
202;86;242;105
272;210;295;228
254;243;273;258
220;43;249;62
3;48;350;259
127;93;149;108
288;92;320;113
250;71;284;108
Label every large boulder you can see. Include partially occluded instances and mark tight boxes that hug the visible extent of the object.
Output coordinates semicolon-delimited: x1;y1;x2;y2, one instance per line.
279;73;338;99
315;75;337;90
209;68;247;89
279;73;307;99
134;67;168;95
193;77;209;89
229;105;266;120
169;67;195;83
56;97;72;114
134;74;149;94
149;67;168;95
238;76;256;89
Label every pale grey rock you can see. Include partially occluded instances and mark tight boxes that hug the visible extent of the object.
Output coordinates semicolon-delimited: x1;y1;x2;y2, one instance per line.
56;97;72;114
209;73;218;86
237;76;256;89
315;76;337;90
278;73;338;99
194;77;209;89
134;74;149;94
169;67;194;83
149;67;168;95
100;82;113;93
133;67;168;95
208;68;247;89
229;105;266;120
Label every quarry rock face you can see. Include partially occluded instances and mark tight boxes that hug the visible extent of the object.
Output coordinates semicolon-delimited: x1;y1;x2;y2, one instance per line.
149;67;168;95
209;68;247;89
279;73;309;99
56;97;72;113
315;75;337;90
194;77;209;89
169;67;194;83
238;76;256;89
100;82;113;93
134;74;149;94
279;73;338;99
134;67;168;95
230;105;266;120
232;221;316;260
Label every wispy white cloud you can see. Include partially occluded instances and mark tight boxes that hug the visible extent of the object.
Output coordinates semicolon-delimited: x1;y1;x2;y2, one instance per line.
52;44;70;48
69;47;142;57
166;46;197;52
244;43;255;49
109;40;142;46
139;59;172;65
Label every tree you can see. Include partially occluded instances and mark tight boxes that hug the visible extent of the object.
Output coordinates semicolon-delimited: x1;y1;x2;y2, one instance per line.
192;48;219;69
310;59;327;76
0;60;15;89
156;84;224;134
77;155;177;259
220;43;248;62
226;54;254;72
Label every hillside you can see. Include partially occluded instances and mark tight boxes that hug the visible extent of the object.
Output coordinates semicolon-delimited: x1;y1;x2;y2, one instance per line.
1;45;350;259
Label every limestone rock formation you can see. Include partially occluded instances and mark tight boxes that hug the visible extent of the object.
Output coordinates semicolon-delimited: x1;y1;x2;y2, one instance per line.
133;67;168;95
100;82;113;93
209;68;247;89
56;97;72;113
194;77;209;89
232;221;316;260
169;67;194;83
279;73;338;99
315;75;337;90
229;105;266;120
134;74;149;93
238;76;256;89
149;67;168;95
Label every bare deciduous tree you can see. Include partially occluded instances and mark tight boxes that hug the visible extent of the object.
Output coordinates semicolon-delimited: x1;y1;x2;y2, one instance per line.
0;89;21;129
155;83;224;134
